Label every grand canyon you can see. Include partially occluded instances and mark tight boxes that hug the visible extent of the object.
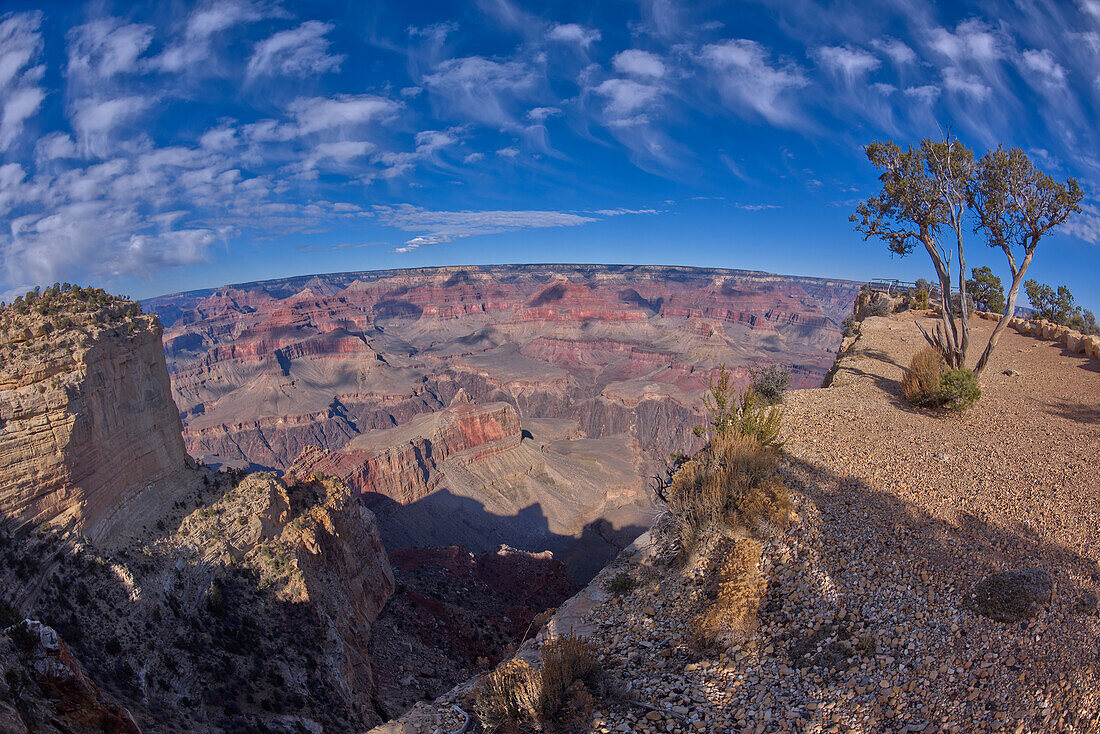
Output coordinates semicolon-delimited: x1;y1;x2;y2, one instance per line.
145;264;861;580
0;267;861;730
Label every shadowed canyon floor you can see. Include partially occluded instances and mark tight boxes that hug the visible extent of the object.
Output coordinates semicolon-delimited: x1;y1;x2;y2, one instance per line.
146;264;861;580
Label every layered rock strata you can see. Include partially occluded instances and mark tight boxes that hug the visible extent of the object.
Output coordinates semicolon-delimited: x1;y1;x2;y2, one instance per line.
290;400;645;582
0;291;194;543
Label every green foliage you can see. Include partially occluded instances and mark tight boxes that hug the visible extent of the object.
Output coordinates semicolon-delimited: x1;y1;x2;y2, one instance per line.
749;365;791;405
939;369;981;411
913;289;931;309
1069;309;1099;336
606;571;636;595
694;365;784;449
967;266;1005;314
852;136;1082;378
1026;279;1081;326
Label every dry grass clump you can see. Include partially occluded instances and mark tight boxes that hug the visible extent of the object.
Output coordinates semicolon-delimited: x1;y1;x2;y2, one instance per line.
901;346;947;406
692;538;766;646
665;432;788;549
474;634;600;733
901;347;981;411
474;659;543;732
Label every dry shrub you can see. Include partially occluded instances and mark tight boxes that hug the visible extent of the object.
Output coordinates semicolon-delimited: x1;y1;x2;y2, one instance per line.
739;478;793;533
665;432;778;549
538;635;599;716
692;538;766;646
474;658;541;733
901;346;947;406
474;634;600;733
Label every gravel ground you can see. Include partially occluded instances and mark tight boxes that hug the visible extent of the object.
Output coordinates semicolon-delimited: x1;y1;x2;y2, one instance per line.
583;313;1100;734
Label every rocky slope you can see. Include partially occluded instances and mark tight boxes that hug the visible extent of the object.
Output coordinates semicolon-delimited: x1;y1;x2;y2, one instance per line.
374;311;1100;734
0;286;397;731
0;286;195;543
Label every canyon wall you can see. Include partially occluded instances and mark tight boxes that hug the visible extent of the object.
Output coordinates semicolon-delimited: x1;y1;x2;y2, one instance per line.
147;264;861;578
0;299;195;543
291;399;645;581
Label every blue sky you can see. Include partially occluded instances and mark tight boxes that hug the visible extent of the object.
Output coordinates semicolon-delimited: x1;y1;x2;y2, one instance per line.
1;0;1099;308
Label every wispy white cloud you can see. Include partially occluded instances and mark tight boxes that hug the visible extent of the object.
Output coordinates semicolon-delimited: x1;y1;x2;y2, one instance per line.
67;18;153;80
595;78;661;119
1020;48;1068;89
928;19;1005;63
812;45;881;84
612;49;667;79
942;67;992;100
547;23;601;48
375;204;598;251
421;56;541;128
152;0;277;73
526;106;561;121
70;96;155;155
699;39;809;127
0;11;45;151
871;38;917;66
246;21;344;79
904;84;941;104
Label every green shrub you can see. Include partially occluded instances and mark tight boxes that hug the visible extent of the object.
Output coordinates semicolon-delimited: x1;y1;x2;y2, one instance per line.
605;571;635;595
749;365;791;404
913;289;931;309
694;365;784;448
939;368;981;411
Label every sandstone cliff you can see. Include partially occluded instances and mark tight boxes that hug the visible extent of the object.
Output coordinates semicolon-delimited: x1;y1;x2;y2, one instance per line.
0;286;396;731
0;286;194;543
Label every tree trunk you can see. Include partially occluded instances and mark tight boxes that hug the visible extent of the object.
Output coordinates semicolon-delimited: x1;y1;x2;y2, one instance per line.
956;226;970;367
973;247;1036;379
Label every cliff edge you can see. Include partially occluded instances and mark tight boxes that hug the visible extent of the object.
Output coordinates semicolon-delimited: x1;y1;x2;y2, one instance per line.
0;285;194;543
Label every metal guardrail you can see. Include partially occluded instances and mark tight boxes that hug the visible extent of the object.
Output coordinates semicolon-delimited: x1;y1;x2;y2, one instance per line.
868;278;919;295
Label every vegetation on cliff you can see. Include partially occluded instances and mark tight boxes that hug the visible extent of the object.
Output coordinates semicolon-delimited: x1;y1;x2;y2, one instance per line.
0;284;152;364
852;137;1082;379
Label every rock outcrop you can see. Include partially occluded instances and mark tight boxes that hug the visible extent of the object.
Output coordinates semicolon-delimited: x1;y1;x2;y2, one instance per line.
0;287;194;543
0;619;140;734
1003;315;1100;361
0;286;396;731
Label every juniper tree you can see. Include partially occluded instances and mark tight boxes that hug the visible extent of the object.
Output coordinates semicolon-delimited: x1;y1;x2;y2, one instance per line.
967;266;1005;314
850;137;975;369
853;136;1081;379
969;146;1082;377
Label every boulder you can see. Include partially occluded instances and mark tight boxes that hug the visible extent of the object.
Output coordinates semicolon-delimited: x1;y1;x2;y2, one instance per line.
971;568;1053;622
